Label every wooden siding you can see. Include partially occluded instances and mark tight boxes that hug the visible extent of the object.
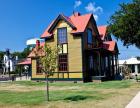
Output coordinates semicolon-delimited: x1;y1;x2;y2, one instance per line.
68;36;82;72
31;58;45;78
32;20;83;79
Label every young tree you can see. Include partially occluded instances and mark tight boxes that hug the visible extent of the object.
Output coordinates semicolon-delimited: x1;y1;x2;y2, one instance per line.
108;0;140;48
34;43;58;101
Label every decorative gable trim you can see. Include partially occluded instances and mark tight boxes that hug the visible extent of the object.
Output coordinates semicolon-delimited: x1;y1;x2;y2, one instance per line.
48;14;76;33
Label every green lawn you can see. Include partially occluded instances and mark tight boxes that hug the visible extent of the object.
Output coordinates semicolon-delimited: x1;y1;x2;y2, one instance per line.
0;80;139;108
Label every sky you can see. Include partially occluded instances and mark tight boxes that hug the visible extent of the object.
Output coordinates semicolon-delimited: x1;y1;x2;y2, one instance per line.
0;0;140;59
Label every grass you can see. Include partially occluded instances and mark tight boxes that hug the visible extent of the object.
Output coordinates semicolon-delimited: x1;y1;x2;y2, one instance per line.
9;80;132;88
0;80;139;108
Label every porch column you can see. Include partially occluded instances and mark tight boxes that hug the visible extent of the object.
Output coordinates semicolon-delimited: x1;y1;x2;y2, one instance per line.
114;54;117;74
116;54;119;74
135;64;138;74
98;52;101;76
111;55;115;77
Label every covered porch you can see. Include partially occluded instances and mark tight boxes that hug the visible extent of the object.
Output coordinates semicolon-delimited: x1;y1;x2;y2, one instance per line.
83;47;119;82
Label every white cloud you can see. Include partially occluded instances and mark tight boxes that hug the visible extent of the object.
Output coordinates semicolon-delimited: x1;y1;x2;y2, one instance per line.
93;14;98;21
85;2;103;21
74;0;82;9
85;2;103;13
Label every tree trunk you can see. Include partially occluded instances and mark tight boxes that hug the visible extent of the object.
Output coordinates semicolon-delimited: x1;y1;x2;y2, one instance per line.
45;72;49;101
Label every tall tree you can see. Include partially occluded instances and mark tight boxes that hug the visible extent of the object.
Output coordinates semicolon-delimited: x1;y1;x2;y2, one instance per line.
108;0;140;48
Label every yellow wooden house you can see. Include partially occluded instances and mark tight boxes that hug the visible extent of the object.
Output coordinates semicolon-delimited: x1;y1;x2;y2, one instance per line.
28;12;119;82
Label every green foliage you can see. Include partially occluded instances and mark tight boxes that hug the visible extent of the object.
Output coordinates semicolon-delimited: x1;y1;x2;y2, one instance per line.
136;56;140;60
39;43;59;77
12;46;31;59
108;0;140;48
21;46;31;58
0;51;4;61
9;66;22;75
0;51;4;68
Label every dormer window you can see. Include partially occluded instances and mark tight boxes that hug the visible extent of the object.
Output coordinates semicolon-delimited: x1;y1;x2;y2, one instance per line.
58;27;67;44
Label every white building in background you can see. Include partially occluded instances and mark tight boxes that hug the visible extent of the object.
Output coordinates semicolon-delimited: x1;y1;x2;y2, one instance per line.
3;49;18;74
26;38;43;50
119;57;140;75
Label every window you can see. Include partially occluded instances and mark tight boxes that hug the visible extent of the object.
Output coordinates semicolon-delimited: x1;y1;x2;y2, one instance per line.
58;28;67;44
87;29;93;44
58;44;68;54
131;65;135;73
36;59;43;74
58;54;68;71
57;28;68;72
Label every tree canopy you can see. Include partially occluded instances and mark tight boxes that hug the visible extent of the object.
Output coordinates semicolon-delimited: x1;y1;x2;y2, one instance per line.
108;0;140;48
12;46;31;59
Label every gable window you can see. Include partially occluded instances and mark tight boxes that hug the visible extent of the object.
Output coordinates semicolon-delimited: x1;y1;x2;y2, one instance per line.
58;28;67;44
87;29;93;44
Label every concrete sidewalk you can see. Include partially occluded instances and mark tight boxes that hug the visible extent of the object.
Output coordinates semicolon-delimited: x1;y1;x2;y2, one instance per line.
126;92;140;108
16;76;31;81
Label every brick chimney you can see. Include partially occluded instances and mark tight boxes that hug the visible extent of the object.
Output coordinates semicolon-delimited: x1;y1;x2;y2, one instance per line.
73;12;81;17
36;40;40;49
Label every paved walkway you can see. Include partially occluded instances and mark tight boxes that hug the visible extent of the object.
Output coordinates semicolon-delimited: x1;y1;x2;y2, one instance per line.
16;76;31;81
126;92;140;108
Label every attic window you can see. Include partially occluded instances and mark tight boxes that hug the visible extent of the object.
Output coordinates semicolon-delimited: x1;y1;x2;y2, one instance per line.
58;27;67;44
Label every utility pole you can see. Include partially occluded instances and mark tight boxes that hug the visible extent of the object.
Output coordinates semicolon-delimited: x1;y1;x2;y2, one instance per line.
8;60;10;77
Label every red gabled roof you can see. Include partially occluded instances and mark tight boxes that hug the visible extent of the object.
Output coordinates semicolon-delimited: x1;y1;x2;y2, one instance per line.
18;58;31;65
98;25;107;40
41;21;54;38
103;41;116;52
41;13;92;38
70;14;92;33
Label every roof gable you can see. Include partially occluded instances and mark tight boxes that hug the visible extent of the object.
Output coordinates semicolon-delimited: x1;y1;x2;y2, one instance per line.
41;13;93;38
103;41;118;52
28;42;45;58
70;14;92;34
98;25;107;40
48;14;76;33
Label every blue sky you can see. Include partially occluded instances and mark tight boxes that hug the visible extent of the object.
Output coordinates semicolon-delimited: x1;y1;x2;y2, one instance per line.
0;0;140;59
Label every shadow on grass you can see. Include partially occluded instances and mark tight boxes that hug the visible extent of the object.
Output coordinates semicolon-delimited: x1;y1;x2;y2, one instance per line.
64;95;92;101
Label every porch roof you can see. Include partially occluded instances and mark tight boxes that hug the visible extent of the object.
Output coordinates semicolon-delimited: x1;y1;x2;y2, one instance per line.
17;58;31;65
